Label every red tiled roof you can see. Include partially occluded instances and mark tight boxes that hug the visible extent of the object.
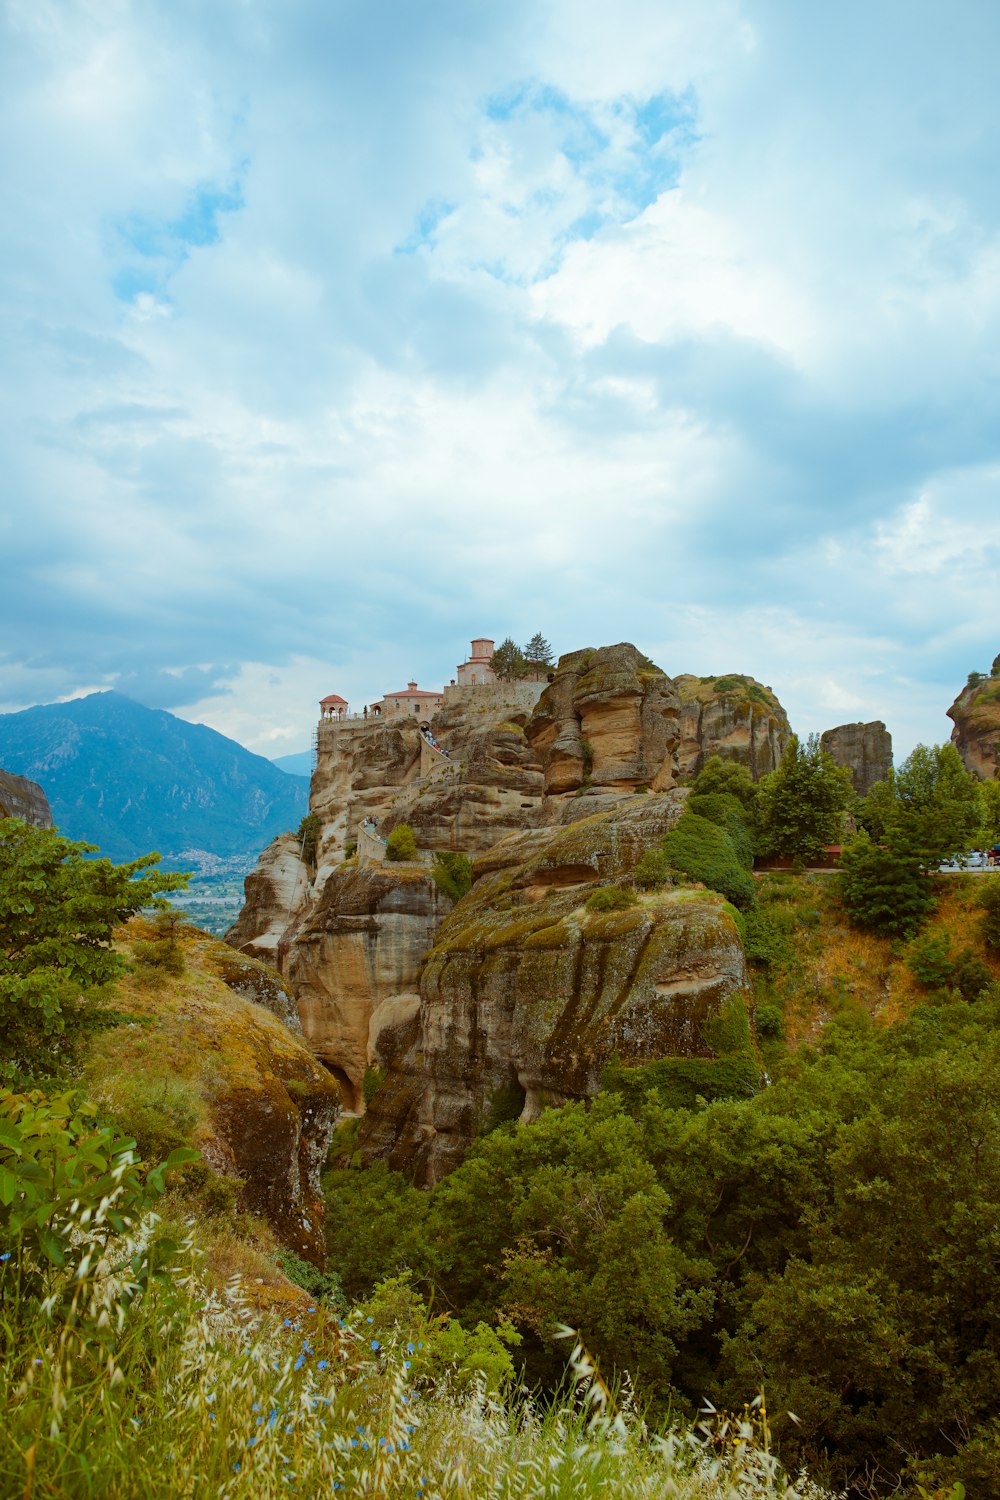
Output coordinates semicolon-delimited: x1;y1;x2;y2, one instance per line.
320;694;348;705
382;688;444;699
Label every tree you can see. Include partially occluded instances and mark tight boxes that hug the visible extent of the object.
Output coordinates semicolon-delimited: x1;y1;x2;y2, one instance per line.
691;755;757;809
431;851;473;902
385;823;418;861
490;638;525;680
889;742;982;865
523;633;554;667
837;830;936;937
754;735;853;862
0;818;187;1080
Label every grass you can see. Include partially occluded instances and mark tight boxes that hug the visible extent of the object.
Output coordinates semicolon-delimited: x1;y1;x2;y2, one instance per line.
748;872;1000;1052
0;1246;837;1500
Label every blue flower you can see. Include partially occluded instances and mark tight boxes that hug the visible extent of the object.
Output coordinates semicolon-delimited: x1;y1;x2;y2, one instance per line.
406;1341;415;1354
371;1339;380;1351
0;1253;10;1263
294;1355;305;1370
318;1359;329;1370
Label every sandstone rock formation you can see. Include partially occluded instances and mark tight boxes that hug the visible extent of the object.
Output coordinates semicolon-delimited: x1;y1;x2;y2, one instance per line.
228;643;790;1153
672;674;790;780
282;865;452;1111
525;644;680;797
356;793;753;1185
820;721;893;794
225;831;312;963
0;768;53;828
948;674;1000;780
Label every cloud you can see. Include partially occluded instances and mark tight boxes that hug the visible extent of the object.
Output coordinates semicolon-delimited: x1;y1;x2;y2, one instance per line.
2;0;1000;766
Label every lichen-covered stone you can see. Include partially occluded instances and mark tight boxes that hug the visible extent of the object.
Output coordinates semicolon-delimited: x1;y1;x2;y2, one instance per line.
356;794;750;1184
672;674;790;780
282;864;452;1110
948;677;1000;780
820;721;893;794
0;768;53;828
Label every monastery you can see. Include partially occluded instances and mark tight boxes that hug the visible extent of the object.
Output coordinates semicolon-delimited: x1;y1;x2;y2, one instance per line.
319;637;548;726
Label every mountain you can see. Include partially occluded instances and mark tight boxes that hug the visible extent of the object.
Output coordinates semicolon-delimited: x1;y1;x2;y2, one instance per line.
0;692;309;862
272;750;314;777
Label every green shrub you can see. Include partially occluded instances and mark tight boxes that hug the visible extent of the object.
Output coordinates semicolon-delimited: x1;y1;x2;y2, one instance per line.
585;886;639;912
385;823;418;861
602;1054;759;1111
297;811;321;866
276;1247;345;1306
363;1065;384;1105
741;910;790;970
692;755;757;809
906;932;955;989
754;1004;784;1039
953;948;992;1002
631;848;671;889
837;831;936;937
431;850;473;903
662;812;756;910
980;880;1000;949
687;792;754;869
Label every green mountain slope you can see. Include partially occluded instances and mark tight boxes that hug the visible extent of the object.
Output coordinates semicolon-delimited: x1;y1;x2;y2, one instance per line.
0;692;308;861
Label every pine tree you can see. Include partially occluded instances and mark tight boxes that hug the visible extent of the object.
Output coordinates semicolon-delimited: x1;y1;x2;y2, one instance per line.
490;638;526;680
523;632;553;666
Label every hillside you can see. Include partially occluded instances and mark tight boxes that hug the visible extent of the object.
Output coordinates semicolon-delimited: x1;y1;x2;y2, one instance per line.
0;691;308;863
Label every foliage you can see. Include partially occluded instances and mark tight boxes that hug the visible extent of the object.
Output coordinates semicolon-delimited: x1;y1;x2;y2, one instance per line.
837;830;936;937
131;907;186;976
0;1087;195;1316
890;743;983;866
754;735;853;862
0;818;187;1081
523;632;554;666
489;637;526;680
362;1065;384;1105
691;756;758;810
753;1003;784;1039
630;847;672;889
687;792;754;869
276;1246;345;1307
323;1162;431;1300
905;931;957;988
585;886;638;912
431;850;473;903
662;812;756;910
980;878;1000;949
297;811;321;867
385;823;418;862
979;778;1000;844
602;1055;760;1112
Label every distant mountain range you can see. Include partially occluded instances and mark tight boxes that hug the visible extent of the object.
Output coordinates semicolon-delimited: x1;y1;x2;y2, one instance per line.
0;692;309;863
271;750;313;777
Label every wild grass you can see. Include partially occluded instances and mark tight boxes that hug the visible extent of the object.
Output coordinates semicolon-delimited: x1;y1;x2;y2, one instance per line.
1;1239;838;1500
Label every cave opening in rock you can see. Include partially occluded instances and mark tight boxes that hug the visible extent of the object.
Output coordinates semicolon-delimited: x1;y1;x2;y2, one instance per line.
322;1061;361;1113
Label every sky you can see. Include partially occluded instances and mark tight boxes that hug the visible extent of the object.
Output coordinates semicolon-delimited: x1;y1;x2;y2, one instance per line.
3;0;1000;762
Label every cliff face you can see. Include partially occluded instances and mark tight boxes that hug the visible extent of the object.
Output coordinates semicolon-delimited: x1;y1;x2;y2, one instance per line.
525;644;680;797
228;643;788;1162
355;793;752;1185
0;768;53;829
225;831;312;963
672;675;790;780
820;721;893;794
282;865;452;1111
948;677;1000;780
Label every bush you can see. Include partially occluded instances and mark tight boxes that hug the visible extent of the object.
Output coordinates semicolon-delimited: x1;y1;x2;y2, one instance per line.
276;1247;345;1306
741;910;790;970
431;851;473;903
753;1004;784;1039
906;932;956;989
585;886;639;912
692;755;757;810
687;791;754;869
662;812;756;910
837;831;936;937
980;880;1000;949
297;812;321;867
385;823;418;861
630;848;671;889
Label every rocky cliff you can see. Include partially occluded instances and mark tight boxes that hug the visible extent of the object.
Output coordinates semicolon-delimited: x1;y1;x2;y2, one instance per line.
820;721;893;794
228;643;788;1169
948;673;1000;780
355;793;754;1184
672;674;790;780
0;768;53;828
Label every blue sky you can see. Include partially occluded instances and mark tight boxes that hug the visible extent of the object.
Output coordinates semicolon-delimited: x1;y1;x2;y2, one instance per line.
2;0;999;761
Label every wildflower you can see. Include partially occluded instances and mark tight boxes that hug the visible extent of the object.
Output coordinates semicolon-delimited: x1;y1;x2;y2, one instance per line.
371;1339;380;1351
406;1341;415;1354
0;1253;10;1263
318;1360;329;1370
294;1355;306;1370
